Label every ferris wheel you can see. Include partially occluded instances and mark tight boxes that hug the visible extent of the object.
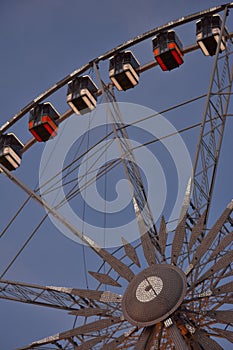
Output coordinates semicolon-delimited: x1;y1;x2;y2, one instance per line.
0;3;233;350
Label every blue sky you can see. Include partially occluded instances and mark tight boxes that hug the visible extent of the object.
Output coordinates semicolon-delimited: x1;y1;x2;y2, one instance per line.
0;1;232;349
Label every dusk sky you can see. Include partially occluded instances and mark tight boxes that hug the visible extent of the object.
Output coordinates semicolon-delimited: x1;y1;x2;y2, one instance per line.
0;1;232;349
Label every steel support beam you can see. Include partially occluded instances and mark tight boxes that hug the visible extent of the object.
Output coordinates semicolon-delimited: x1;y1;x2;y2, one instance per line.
189;6;233;224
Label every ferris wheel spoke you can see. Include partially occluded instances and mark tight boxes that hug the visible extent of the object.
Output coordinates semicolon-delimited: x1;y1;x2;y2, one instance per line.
121;237;141;268
188;210;207;250
133;325;159;350
0;163;135;283
88;271;122;288
95;247;135;282
74;336;105;350
137;211;158;266
208;231;233;260
186;281;233;304
206;310;233;324
17;317;123;350
158;216;167;258
195;250;233;286
68;307;109;317
0;279;122;310
219;295;233;304
164;319;188;350
193;330;224;350
94;64;159;266
171;215;187;266
218;268;233;280
211;281;233;296
101;328;136;350
170;177;194;266
211;328;233;343
54;288;122;303
188;201;233;273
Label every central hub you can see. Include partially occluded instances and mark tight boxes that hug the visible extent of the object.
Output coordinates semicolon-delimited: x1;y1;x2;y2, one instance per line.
122;264;187;327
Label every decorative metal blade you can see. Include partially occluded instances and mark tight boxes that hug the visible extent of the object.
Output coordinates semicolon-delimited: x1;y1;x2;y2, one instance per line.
212;281;233;296
106;241;134;280
97;246;135;282
171;178;192;265
189;342;202;350
99;291;122;303
158;215;167;256
209;231;233;260
122;237;141;267
136;208;157;266
17;317;122;350
69;307;107;317
188;210;206;250
203;296;233;320
206;310;233;323
164;319;188;350
101;328;136;350
88;271;121;287
179;177;192;220
45;285;102;299
46;286;122;303
75;336;104;350
197;289;233;309
171;215;187;265
61;317;122;335
220;295;233;304
190;201;233;269
219;268;233;280
212;328;233;343
101;334;127;350
196;250;233;285
194;330;224;350
134;326;156;350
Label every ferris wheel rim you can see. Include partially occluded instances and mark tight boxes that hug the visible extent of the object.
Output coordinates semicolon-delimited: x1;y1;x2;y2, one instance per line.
0;2;233;135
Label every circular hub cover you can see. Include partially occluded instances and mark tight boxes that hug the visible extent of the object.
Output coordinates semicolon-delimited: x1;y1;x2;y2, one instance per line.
122;264;187;327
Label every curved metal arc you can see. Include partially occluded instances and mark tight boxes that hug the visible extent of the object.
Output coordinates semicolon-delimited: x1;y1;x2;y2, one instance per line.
1;5;232;133
96;3;233;62
0;64;91;133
